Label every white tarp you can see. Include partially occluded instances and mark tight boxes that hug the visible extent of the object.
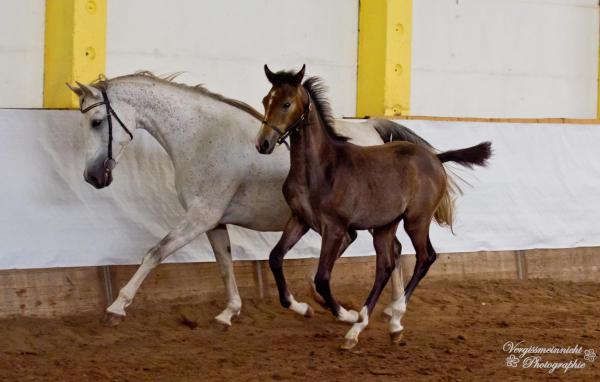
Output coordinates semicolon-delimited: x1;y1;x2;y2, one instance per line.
1;110;599;269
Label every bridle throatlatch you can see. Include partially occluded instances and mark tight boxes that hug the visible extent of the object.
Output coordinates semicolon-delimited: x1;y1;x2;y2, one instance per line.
261;98;311;150
80;89;133;172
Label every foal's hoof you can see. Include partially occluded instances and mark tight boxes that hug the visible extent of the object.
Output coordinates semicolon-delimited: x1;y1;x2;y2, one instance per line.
304;305;314;318
339;338;358;350
103;312;124;327
390;330;404;344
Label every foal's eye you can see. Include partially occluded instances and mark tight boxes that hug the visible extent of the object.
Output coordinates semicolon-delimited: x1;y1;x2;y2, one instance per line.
283;102;291;109
91;119;103;128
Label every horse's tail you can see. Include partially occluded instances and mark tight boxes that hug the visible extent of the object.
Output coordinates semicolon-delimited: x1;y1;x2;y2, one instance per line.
437;141;492;168
372;119;435;149
433;141;492;230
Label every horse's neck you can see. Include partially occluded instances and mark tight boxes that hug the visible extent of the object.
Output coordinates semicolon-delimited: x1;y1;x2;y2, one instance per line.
289;108;338;187
114;80;236;168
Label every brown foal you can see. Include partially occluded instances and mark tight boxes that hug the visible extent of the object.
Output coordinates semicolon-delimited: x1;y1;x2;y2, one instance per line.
256;65;491;349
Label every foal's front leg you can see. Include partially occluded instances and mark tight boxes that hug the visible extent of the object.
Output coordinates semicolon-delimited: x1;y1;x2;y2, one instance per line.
308;230;360;323
313;224;358;322
269;215;311;317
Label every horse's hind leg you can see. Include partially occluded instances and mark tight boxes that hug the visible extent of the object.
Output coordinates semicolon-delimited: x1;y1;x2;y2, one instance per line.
104;207;222;326
309;229;359;323
207;225;241;327
341;221;400;350
269;214;311;317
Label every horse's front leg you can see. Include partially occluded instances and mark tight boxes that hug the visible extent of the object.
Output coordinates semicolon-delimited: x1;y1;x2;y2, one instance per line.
207;224;242;327
269;214;311;317
104;206;222;326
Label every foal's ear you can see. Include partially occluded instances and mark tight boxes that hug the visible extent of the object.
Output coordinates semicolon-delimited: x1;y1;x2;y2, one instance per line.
264;64;277;84
291;64;306;86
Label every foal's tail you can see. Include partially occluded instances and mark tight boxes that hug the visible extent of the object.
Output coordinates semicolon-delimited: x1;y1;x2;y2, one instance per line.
433;141;493;229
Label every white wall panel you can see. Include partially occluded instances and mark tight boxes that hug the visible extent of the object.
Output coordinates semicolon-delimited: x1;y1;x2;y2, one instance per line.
0;0;44;107
106;0;359;117
412;0;599;118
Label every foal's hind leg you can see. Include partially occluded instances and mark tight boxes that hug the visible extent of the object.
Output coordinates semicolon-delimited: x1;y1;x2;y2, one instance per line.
385;216;436;338
269;215;311;317
207;225;242;327
385;239;408;343
383;238;404;317
341;221;400;350
309;230;359;323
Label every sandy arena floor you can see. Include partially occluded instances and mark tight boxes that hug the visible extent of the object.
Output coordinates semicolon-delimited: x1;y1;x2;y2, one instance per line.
0;279;598;381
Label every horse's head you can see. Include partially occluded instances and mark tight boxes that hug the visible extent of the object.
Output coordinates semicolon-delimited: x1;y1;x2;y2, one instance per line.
67;81;137;189
256;64;307;154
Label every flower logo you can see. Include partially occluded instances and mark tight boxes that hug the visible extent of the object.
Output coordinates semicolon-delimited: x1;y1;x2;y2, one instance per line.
506;354;520;368
584;349;596;363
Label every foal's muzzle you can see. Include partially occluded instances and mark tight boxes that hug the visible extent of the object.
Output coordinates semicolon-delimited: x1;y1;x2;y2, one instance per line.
256;125;277;155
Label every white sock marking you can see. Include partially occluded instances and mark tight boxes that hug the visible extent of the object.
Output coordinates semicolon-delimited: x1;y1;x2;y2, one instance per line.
344;306;369;341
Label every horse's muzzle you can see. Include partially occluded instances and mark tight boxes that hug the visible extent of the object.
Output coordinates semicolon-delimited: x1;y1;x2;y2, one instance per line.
84;168;113;189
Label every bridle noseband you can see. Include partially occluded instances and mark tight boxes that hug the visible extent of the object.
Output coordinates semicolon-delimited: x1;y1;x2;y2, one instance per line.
80;89;133;173
261;98;311;150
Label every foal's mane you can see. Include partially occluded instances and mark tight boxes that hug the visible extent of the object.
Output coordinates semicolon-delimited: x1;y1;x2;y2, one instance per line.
90;71;263;121
302;77;349;142
269;71;348;141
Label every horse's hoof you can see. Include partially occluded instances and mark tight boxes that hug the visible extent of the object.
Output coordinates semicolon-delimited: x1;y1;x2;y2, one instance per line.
212;317;231;331
103;312;124;327
304;305;314;318
339;338;358;350
390;330;404;344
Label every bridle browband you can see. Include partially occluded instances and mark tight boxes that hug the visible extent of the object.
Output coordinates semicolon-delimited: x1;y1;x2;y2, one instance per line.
80;89;133;173
261;97;311;150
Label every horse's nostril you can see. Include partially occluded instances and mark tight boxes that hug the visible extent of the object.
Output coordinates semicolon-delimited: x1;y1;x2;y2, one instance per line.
87;173;102;188
260;140;270;153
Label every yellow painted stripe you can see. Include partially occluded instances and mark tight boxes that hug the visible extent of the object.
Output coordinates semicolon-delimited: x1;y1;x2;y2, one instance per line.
44;0;106;108
357;0;412;117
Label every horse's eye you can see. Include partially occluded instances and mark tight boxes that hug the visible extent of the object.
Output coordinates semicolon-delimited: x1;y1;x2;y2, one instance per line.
283;102;291;109
91;119;103;128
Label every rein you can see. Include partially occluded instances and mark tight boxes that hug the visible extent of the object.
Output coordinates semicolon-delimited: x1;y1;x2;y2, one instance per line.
80;89;133;172
261;98;311;150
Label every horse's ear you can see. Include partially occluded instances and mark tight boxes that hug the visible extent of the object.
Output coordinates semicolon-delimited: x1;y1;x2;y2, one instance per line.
75;81;101;98
65;82;84;97
292;64;306;85
264;64;276;84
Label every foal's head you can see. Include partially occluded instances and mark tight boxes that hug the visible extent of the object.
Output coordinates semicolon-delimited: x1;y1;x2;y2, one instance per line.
67;80;137;189
255;65;307;154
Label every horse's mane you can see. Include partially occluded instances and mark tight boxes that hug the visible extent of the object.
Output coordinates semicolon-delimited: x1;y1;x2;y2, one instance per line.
302;76;349;142
90;71;263;121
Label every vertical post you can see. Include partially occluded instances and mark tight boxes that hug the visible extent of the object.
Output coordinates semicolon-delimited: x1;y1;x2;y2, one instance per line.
254;261;265;300
101;265;114;307
356;0;412;117
44;0;107;108
515;250;528;281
